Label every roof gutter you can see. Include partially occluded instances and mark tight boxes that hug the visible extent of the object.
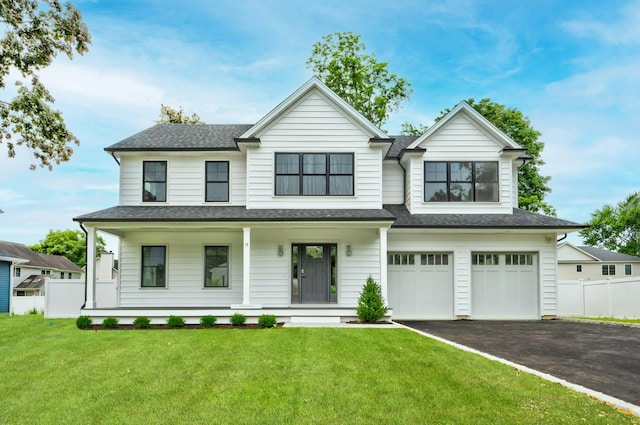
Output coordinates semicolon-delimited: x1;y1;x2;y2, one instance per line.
110;151;120;166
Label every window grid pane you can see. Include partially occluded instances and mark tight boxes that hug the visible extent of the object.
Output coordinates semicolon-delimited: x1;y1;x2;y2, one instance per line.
206;161;229;202
275;152;353;196
143;161;167;202
425;161;499;203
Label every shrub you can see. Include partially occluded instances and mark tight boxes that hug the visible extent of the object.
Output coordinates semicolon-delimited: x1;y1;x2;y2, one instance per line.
230;312;246;326
200;315;217;328
76;315;92;329
167;315;185;328
258;314;277;328
102;317;119;329
356;275;388;323
133;316;151;329
28;307;40;315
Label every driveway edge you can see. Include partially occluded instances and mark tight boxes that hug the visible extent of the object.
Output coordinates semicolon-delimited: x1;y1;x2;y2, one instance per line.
397;322;640;418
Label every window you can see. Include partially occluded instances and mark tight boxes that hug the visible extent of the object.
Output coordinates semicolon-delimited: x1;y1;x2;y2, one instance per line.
275;153;353;196
68;272;72;279
625;264;632;276
14;268;20;277
388;253;415;265
424;161;499;202
505;254;534;266
576;265;583;273
41;270;50;275
143;161;167;202
602;264;615;276
472;254;500;265
420;253;449;266
205;161;229;202
204;246;229;287
141;246;166;287
60;272;64;279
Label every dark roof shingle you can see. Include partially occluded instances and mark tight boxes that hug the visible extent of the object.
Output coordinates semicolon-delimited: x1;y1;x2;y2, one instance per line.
105;124;253;151
0;241;81;271
577;245;640;262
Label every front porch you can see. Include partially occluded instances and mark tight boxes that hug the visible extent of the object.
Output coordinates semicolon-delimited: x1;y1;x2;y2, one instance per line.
81;306;393;325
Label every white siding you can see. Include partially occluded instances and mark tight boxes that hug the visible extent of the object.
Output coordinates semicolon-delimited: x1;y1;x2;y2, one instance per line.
118;231;243;307
382;161;404;204
246;91;382;209
388;232;558;318
403;113;514;214
118;153;246;206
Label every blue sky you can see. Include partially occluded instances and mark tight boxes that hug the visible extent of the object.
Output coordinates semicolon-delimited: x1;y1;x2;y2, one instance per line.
1;0;639;254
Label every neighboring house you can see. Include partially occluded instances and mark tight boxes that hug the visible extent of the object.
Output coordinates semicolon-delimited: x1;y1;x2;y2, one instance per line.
13;275;47;296
558;242;640;281
74;77;583;323
0;249;28;313
0;241;82;291
83;252;119;281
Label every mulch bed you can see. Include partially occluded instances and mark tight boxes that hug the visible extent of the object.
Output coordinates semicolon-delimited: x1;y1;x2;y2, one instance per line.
85;323;285;331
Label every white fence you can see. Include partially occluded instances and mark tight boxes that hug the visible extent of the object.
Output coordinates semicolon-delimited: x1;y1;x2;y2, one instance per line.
10;278;117;318
558;277;640;319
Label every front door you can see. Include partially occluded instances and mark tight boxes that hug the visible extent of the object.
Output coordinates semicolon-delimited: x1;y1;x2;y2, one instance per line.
291;244;336;303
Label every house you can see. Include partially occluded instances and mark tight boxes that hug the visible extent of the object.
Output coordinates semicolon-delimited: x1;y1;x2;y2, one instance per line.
0;241;82;283
558;242;640;280
74;77;583;324
0;249;28;313
13;275;47;296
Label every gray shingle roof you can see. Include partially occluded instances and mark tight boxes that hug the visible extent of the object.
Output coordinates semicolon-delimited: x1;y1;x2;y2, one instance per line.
386;135;418;159
105;124;253;151
577;245;640;262
0;241;81;271
14;275;46;290
384;204;585;229
73;206;396;222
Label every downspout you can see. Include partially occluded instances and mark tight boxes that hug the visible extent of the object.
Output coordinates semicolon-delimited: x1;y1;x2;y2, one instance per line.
109;151;120;166
79;223;88;309
556;233;568;243
397;158;407;204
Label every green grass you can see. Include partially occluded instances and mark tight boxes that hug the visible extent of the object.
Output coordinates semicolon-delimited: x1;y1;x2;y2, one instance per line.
576;317;640;324
0;315;637;425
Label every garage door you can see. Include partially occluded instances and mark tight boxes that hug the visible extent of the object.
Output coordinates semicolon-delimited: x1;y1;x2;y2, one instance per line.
471;253;538;319
387;252;453;320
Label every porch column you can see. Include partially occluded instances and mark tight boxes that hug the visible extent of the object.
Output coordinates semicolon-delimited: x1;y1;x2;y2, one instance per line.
379;227;388;302
85;226;97;309
242;227;251;306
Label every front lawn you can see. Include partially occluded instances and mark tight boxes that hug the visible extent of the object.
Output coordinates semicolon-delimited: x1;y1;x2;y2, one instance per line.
0;315;637;425
576;317;640;325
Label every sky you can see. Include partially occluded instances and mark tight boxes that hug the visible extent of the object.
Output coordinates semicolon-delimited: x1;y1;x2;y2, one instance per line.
1;0;639;255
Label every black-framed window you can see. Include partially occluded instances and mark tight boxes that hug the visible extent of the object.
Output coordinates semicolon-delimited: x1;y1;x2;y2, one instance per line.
275;153;353;196
143;161;167;202
205;161;229;202
424;161;498;202
204;246;229;287
625;264;632;276
142;246;166;287
602;264;615;276
576;264;583;273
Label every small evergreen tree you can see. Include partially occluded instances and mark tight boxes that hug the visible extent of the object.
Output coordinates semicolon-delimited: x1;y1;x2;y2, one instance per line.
356;276;388;323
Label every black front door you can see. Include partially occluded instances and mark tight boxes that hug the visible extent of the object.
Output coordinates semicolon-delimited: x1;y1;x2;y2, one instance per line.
292;244;336;303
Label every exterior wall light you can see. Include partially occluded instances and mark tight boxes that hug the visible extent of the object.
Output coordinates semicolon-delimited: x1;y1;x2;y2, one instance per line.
277;245;284;256
346;244;352;256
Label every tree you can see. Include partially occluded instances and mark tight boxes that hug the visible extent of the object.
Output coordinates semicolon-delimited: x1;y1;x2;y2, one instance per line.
580;192;640;257
307;31;411;128
1;0;91;170
155;104;204;124
356;275;388;323
400;122;429;135
410;99;555;215
30;229;106;267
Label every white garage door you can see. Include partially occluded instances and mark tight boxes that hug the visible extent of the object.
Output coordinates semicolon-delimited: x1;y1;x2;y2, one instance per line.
387;252;454;320
471;253;539;319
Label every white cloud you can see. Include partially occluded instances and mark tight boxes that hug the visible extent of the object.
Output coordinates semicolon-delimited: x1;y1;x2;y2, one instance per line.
563;1;640;46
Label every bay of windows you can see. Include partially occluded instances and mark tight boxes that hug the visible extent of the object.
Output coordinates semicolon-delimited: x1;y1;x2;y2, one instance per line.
275;153;354;196
424;161;498;202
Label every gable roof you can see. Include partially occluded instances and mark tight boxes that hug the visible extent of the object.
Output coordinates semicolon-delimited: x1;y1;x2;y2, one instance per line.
105;124;252;152
573;244;640;262
406;101;524;153
0;241;81;271
240;77;388;139
14;275;46;291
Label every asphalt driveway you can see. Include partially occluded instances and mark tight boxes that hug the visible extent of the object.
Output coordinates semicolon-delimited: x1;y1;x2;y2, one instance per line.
403;320;640;406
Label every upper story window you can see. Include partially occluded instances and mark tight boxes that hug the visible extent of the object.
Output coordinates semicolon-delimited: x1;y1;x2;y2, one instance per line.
143;161;167;202
205;161;229;202
14;267;21;277
576;264;583;273
275;153;354;196
602;264;615;276
424;161;498;202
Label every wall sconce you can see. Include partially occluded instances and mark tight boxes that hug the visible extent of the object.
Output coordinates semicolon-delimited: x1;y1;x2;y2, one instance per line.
277;245;284;256
346;244;352;257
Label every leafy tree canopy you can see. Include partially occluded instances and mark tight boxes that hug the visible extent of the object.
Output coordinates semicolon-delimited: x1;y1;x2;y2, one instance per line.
407;99;555;215
1;0;91;170
307;31;412;128
580;192;640;257
400;122;429;135
30;229;106;267
155;104;204;124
